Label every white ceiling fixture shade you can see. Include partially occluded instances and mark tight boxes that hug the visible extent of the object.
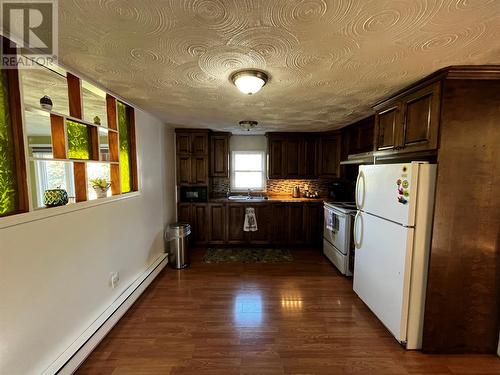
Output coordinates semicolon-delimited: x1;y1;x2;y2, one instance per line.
231;70;268;95
239;120;258;131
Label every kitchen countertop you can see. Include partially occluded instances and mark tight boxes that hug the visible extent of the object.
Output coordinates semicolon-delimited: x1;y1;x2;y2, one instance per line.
208;196;325;203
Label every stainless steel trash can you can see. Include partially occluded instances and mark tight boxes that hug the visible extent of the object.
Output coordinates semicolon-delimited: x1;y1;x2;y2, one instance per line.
166;223;191;269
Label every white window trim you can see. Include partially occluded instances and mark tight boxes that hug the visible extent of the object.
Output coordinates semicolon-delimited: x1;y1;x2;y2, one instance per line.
230;150;266;192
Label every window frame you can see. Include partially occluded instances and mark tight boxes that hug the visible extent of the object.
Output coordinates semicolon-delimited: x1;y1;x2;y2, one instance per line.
230;150;266;192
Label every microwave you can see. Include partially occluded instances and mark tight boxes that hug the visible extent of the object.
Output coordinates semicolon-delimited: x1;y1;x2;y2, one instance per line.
179;186;208;202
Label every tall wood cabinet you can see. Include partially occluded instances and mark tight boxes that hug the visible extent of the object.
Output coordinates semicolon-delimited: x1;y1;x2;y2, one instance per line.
210;132;230;177
175;129;209;185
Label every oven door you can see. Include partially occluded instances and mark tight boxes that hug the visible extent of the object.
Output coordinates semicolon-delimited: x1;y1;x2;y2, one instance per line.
323;206;349;255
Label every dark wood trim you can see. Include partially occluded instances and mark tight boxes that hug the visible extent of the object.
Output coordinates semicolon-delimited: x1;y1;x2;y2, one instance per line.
88;126;99;161
67;72;82;118
175;128;210;134
110;164;121;195
374;65;500;110
106;94;117;131
73;161;87;202
50;114;66;159
127;106;138;191
108;131;119;163
2;36;28;215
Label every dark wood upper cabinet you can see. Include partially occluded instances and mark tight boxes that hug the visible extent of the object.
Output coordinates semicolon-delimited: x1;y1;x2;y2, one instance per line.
375;105;401;151
299;137;317;177
318;133;341;178
176;154;192;185
176;134;191;154
341;115;375;159
374;81;441;154
268;137;286;178
191;156;209;185
268;133;324;179
175;129;209;185
210;132;229;177
285;137;300;178
401;82;441;151
191;133;209;155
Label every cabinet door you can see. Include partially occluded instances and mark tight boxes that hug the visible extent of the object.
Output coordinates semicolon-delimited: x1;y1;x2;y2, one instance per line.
177;203;191;223
227;204;247;244
268;138;286;178
401;82;441;152
210;134;229;177
177;155;192;185
289;204;304;245
176;134;191;154
208;204;226;244
285;138;300;178
191;133;208;155
272;204;289;245
192;204;208;245
191;156;208;185
299;137;317;177
318;134;341;178
249;204;272;244
375;105;401;151
304;203;323;246
358;118;375;153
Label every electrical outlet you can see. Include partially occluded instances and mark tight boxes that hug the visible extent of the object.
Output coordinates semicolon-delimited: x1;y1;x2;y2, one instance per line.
110;272;120;288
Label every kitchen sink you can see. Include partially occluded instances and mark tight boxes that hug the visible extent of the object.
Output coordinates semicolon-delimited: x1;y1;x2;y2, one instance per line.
227;195;267;201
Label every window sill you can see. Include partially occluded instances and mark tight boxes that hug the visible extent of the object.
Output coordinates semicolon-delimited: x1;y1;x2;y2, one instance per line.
0;192;140;230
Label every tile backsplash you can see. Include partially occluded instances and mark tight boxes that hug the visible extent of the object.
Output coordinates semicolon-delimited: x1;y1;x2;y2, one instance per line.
211;177;331;197
266;179;330;197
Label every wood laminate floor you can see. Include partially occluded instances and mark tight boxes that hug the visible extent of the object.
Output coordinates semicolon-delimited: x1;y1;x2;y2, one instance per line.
77;248;500;374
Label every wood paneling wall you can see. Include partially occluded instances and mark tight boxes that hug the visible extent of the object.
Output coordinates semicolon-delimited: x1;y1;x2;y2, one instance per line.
423;79;500;353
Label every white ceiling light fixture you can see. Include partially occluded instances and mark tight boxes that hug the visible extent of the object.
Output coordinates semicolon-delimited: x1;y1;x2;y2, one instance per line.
239;120;258;131
231;70;268;95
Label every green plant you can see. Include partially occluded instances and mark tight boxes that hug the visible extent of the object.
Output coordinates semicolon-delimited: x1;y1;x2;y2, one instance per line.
90;178;110;190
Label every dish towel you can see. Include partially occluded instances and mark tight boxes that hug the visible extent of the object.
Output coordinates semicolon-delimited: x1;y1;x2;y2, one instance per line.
243;207;258;232
326;210;334;231
326;210;338;232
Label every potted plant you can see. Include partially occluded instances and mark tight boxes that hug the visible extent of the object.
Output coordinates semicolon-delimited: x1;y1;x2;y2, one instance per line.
90;178;111;198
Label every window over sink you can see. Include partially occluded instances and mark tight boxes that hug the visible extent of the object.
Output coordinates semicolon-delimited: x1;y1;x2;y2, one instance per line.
231;151;265;191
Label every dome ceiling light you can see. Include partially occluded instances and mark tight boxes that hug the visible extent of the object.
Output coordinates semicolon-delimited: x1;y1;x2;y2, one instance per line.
231;70;268;95
239;120;258;131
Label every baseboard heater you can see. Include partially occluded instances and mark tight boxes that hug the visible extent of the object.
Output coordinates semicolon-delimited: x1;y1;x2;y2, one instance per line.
42;254;168;375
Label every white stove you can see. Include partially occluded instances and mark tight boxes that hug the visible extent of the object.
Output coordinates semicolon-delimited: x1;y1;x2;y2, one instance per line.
323;202;357;276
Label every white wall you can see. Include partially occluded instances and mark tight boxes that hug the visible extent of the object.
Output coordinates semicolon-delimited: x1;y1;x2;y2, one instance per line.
0;109;176;374
230;135;267;153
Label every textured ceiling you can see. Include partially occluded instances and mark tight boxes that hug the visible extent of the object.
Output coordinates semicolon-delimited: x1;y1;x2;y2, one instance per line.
59;0;500;133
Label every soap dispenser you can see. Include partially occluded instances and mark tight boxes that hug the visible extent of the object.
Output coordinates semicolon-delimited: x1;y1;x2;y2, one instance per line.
292;185;300;198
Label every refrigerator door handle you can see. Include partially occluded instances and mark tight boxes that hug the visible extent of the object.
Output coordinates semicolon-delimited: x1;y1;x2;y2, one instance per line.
353;211;363;249
356;170;366;209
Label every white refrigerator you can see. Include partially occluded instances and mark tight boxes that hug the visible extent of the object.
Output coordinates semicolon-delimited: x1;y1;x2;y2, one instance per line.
353;162;436;349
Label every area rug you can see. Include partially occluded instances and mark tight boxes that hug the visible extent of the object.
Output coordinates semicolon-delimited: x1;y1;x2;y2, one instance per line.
203;248;293;263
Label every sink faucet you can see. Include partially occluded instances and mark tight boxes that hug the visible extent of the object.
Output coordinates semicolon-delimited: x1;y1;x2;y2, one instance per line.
247;189;252;198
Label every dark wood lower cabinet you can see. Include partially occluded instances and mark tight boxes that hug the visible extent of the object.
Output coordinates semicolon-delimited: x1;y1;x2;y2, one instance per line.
208;203;226;244
272;203;290;245
250;204;272;244
178;202;323;247
192;204;208;244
